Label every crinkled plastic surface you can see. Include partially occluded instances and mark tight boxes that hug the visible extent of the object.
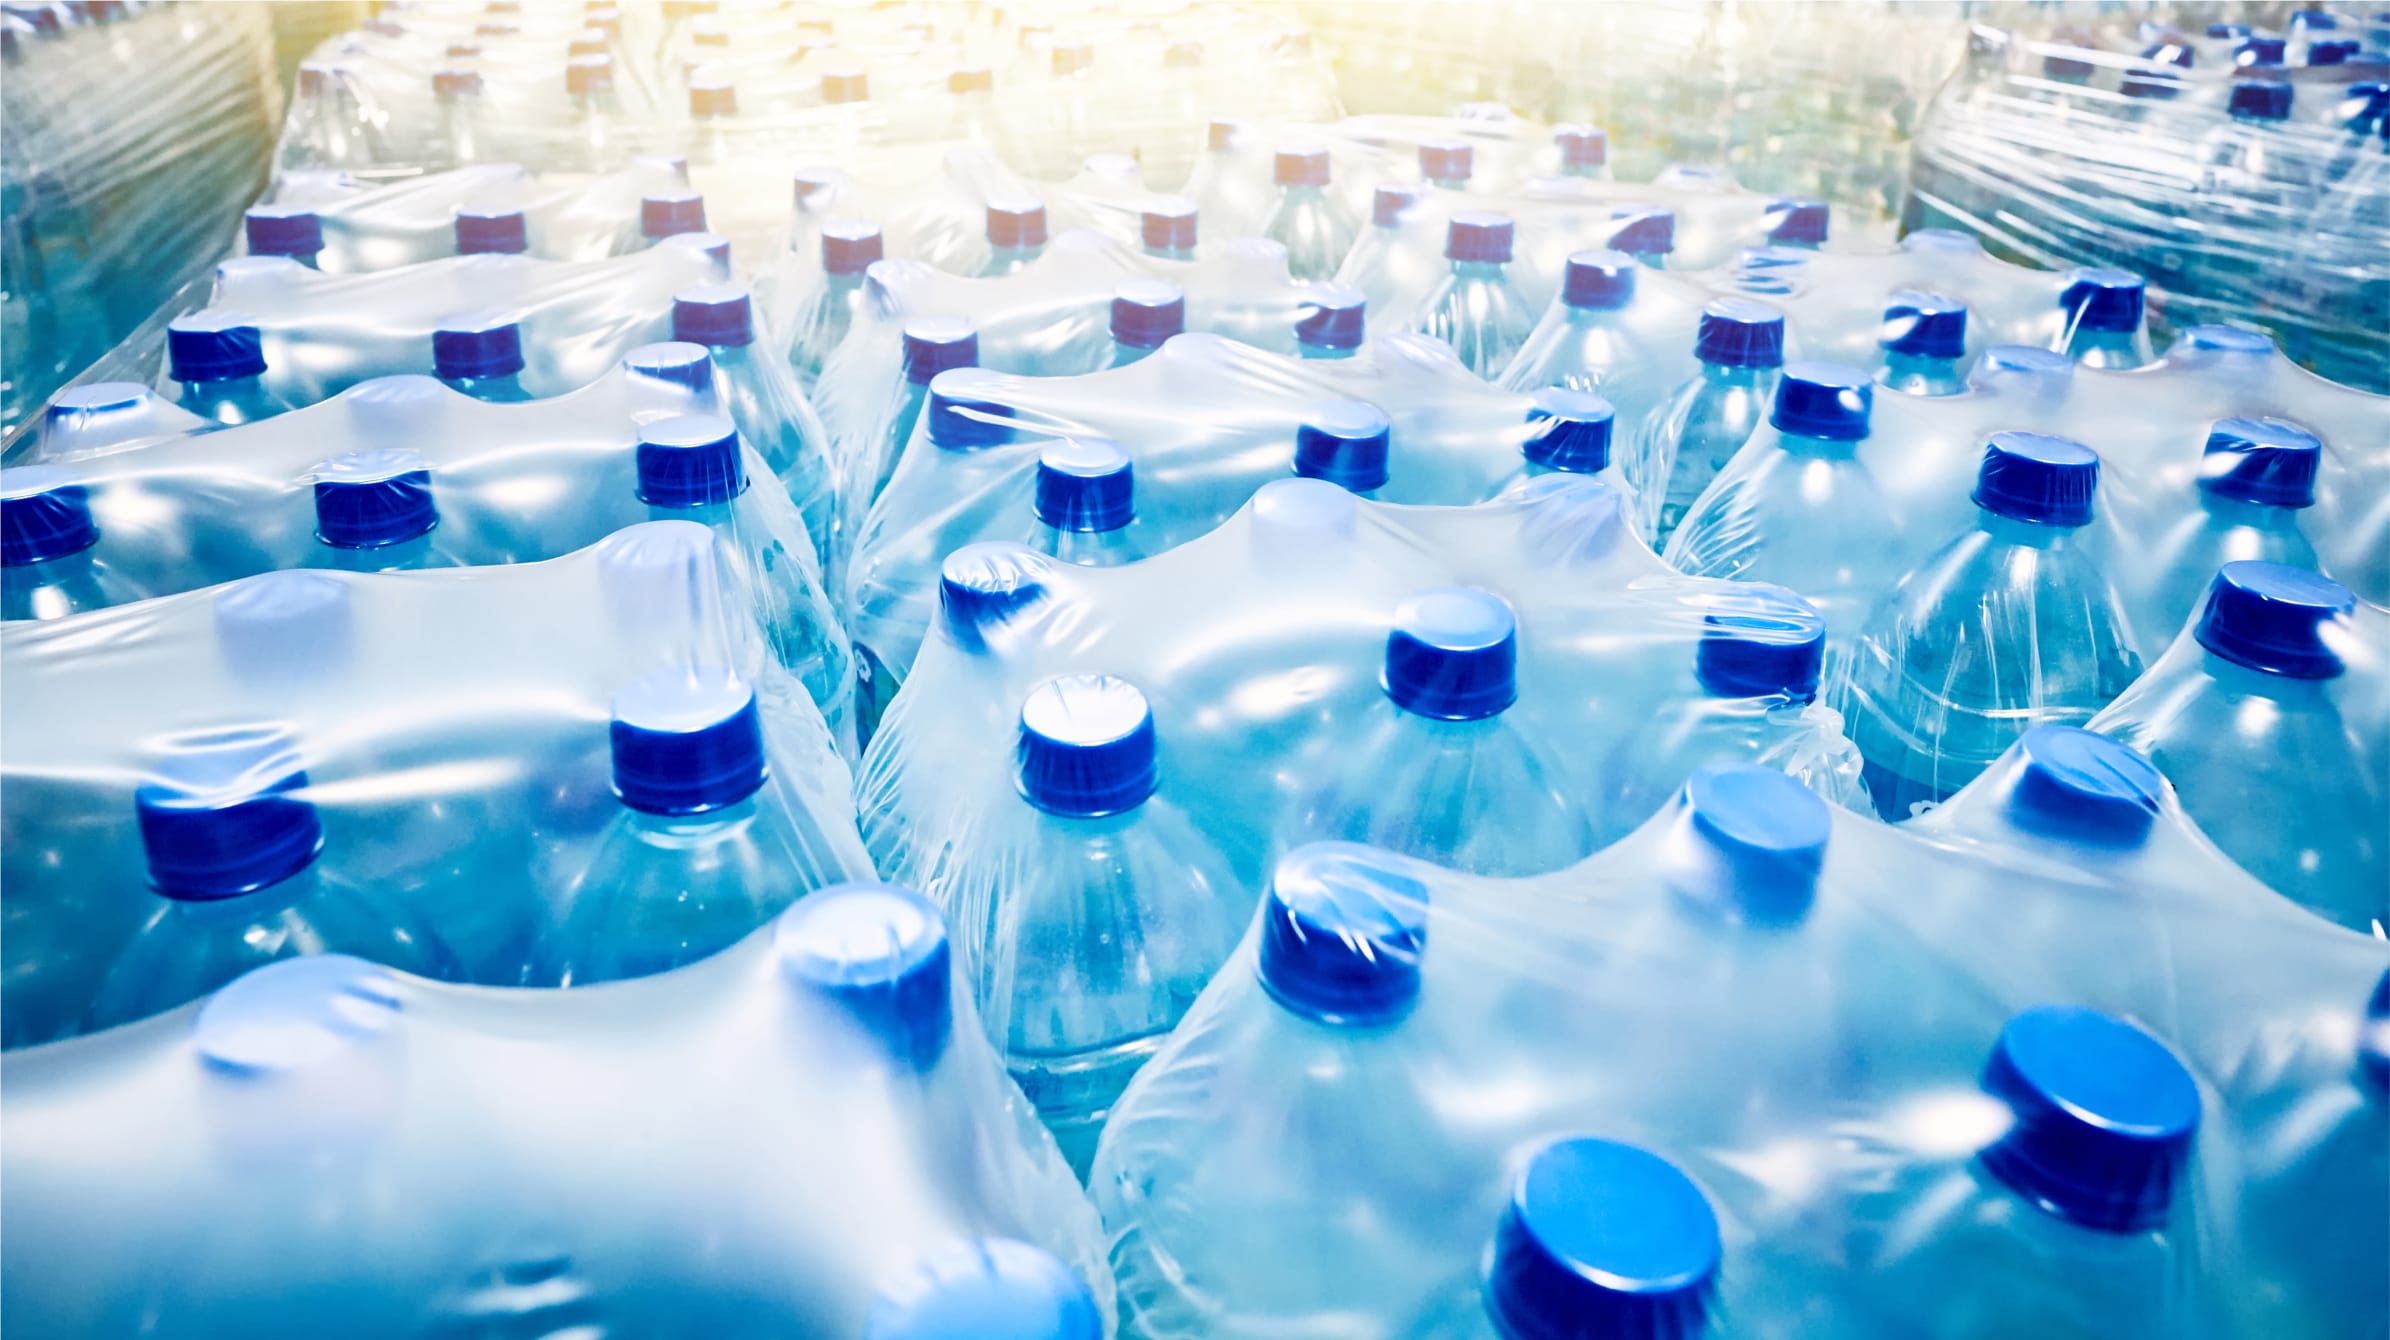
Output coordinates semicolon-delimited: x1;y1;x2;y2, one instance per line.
257;160;686;272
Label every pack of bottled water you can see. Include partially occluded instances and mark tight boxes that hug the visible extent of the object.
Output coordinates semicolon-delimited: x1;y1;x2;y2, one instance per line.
3;2;2386;1336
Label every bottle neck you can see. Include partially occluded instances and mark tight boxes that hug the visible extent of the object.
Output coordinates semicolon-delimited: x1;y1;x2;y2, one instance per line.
1447;258;1510;281
1144;244;1194;262
1630;250;1670;271
2198;491;2303;530
1297;340;1357;360
2064;328;2147;362
1974;509;2079;549
1700;362;1778;393
1879;351;1965;394
623;794;761;845
1562;302;1627;325
168;864;319;923
1777;429;1860;460
181;375;270;406
444;372;527;401
321;529;438;572
2198;648;2334;701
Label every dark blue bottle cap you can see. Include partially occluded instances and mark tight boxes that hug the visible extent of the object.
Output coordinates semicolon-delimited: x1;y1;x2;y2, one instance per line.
948;64;993;93
1763;197;1829;244
1554;123;1607;169
1769;361;1872;441
313;448;439;549
939;542;1050;647
245;205;323;259
1418;138;1473;182
432;66;482;97
2139;39;2194;69
1015;673;1158;817
2290;8;2338;28
925;368;1016;449
1293;400;1391;493
2060;268;2145;334
2207;22;2251;39
2042;52;2095;81
902;317;980;385
2008;726;2164;849
821;67;867;102
641;189;707;239
1695;584;1825;702
1522;387;1615;473
1973;430;2098;526
608;666;767;814
635;413;746;507
1141;196;1197;252
0;465;99;566
1695;298;1786;369
1979;1005;2201;1234
2307;38;2359;64
2362;969;2390;1093
454;206;527;255
2200;417;2319;508
2239;36;2288;66
1035;437;1134;532
2195;561;2354;679
1561;249;1635;310
194;955;402;1076
2121;68;2184;98
1296;282;1365;350
47;381;150;416
1487;1137;1721;1340
1258;842;1429;1027
1610;207;1677;257
432;311;526;380
1372;183;1420;228
167;310;268;383
864;1238;1101;1340
566;54;614;95
137;731;324;900
622;340;713;393
1445;211;1515;264
985;195;1047;249
1680;763;1829;926
773;882;952;1072
820;220;883;276
688;77;735;118
1881;290;1967;358
671;282;755;348
1275;146;1330;187
1383;586;1517;720
1110;278;1185;350
2228;77;2293;118
1969;344;2074;393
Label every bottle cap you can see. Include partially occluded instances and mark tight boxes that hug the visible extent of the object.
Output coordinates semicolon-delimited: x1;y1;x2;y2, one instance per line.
820;220;883;276
985;195;1047;249
2361;970;2390;1093
1296;282;1366;350
792;165;846;212
313;448;439;549
925;368;1016;449
1293;400;1391;493
863;1238;1101;1340
2199;417;2320;508
635;413;746;508
1418;138;1473;182
195;955;402;1075
670;282;755;348
1383;586;1518;720
1275;146;1330;187
1445;211;1515;264
168;310;268;383
1110;278;1185;350
1141;196;1197;252
1258;843;1429;1026
1015;674;1158;817
1973;430;2098;526
1769;361;1872;441
1034;437;1134;533
2290;7;2339;28
432;311;525;381
1554;123;1608;169
1695;298;1786;369
1372;183;1420;228
640;189;707;239
1558;249;1635;310
137;730;324;900
47;381;150;416
1695;584;1825;701
2008;726;2164;849
1207;118;1244;152
1522;387;1614;474
1881;290;1967;358
774;883;953;1072
2195;561;2354;679
0;465;100;566
2239;36;2288;66
433;66;483;98
903;317;980;386
939;543;1050;646
1050;42;1092;75
2228;76;2295;120
2207;22;2251;39
454;206;527;255
1679;763;1829;925
608;666;766;814
622;340;713;394
688;76;735;118
1610;207;1676;257
948;65;993;93
2180;324;2273;356
1764;198;1829;245
2308;38;2360;64
2121;68;2184;98
1487;1138;1721;1340
1979;1005;2201;1234
245;205;323;259
821;67;868;103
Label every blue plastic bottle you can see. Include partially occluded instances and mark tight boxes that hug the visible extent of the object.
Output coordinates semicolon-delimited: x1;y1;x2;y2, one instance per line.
1031;437;1143;566
866;1240;1103;1340
980;195;1048;276
1846;432;2142;819
1142;196;1198;261
2055;268;2154;369
2145;418;2321;639
1259;147;1357;281
864;316;981;508
1497;250;1677;447
308;448;467;573
244;205;323;268
0;465;148;621
1109;279;1184;368
1764;198;1830;249
1291;400;1392;497
1627;297;1785;544
1503;387;1621;494
1414;212;1536;377
787;221;883;385
432;312;534;402
454;206;528;256
640;188;708;243
672;283;838;569
1281;586;1595;875
1296;282;1365;360
1553;124;1610;179
166;311;291;424
1876;290;1969;396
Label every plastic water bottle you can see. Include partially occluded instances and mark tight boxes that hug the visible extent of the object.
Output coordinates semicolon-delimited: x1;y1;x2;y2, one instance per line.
1845;432;2143;819
688;75;738;167
1291;401;1392;497
1031;438;1144;566
860;317;981;510
672;283;838;569
0;466;148;622
865;1240;1103;1340
1419;138;1474;190
244;205;323;268
1336;184;1426;327
1628;298;1785;544
166;311;291;424
641;188;708;243
1468;1138;1723;1340
565;54;625;173
2137;418;2322;644
540;668;814;986
82;729;460;1034
980;195;1048;277
1765;198;1831;249
1553;123;1610;179
1259;146;1356;281
1141;196;1198;261
432;312;533;403
1109;279;1185;368
2054;268;2154;369
306;449;466;574
1502;387;1622;494
1498;250;1680;449
454;206;528;257
432;67;486;166
1414;213;1535;377
1295;283;1365;360
1609;207;1677;271
2095;563;2381;932
786;221;883;386
1281;587;1594;876
1876;291;1969;396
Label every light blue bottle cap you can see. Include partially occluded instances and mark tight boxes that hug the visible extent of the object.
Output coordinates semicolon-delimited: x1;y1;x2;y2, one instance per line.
2199;417;2319;508
196;955;402;1075
2008;726;2164;848
1974;431;2098;526
1769;361;1872;440
137;730;324;900
635;413;746;508
168;310;268;383
1881;290;1967;358
2196;561;2354;679
925;368;1017;449
1384;586;1518;720
1487;1137;1721;1340
432;311;525;381
939;543;1051;646
1034;437;1134;533
455;206;527;255
608;666;766;814
864;1239;1101;1340
1522;387;1614;473
1696;584;1825;702
1680;763;1828;925
774;882;952;1072
1259;843;1429;1026
0;464;99;566
1016;674;1157;818
314;448;439;549
671;282;755;348
1293;400;1391;492
1980;1005;2200;1233
903;317;980;386
622;340;714;393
